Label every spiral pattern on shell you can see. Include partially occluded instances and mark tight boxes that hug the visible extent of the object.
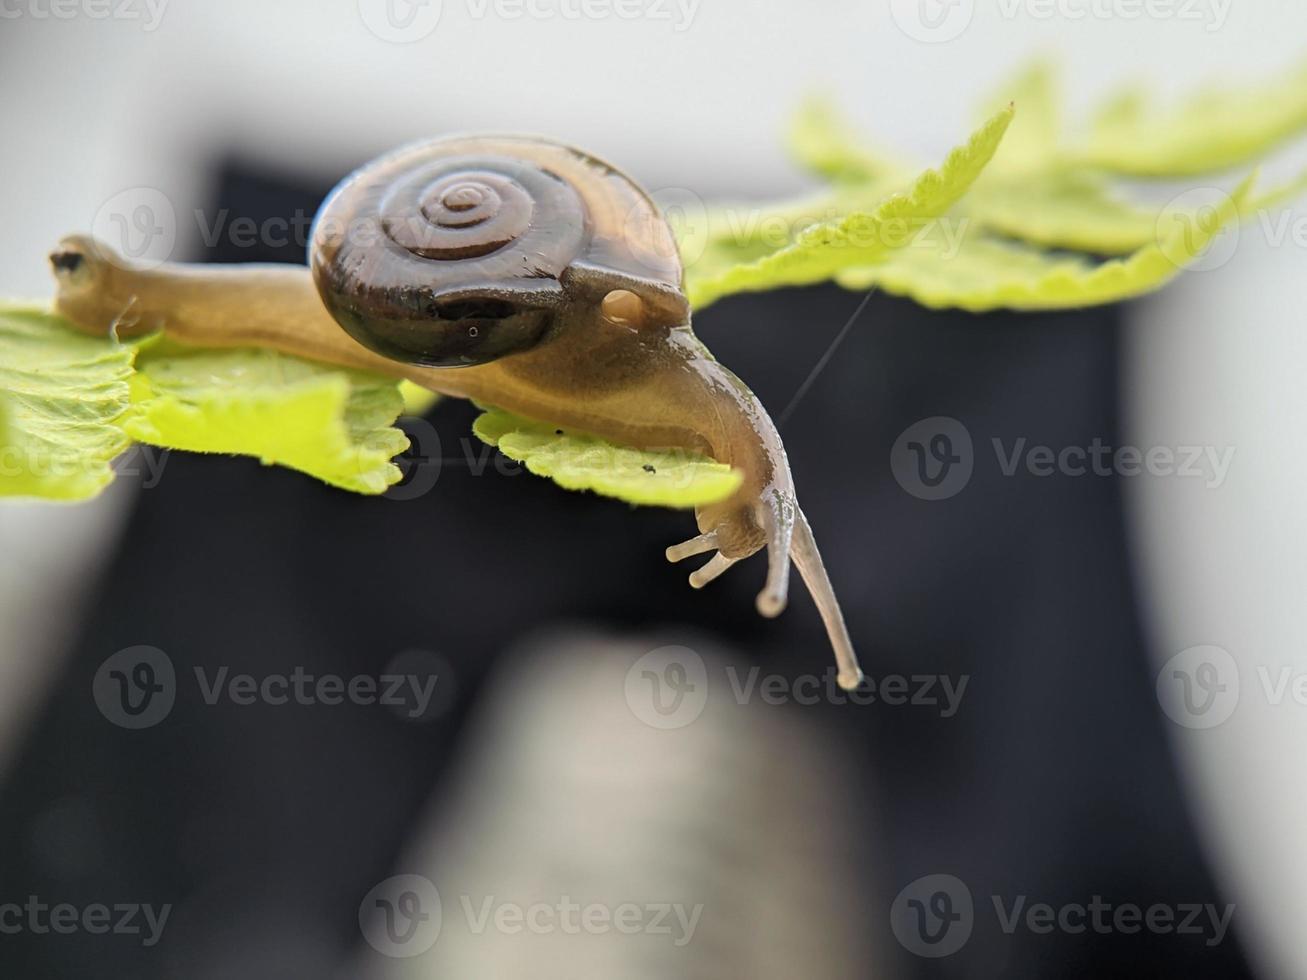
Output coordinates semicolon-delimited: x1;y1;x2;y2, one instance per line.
310;135;689;367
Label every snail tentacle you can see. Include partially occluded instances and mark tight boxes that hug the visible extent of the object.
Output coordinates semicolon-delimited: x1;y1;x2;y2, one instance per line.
688;553;738;589
665;530;720;563
791;508;864;691
756;491;795;618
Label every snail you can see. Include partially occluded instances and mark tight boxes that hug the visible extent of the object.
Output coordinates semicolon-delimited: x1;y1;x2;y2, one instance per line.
48;135;865;690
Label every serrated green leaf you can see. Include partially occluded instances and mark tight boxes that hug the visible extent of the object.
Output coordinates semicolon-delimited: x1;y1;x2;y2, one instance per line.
686;106;1014;309
834;175;1254;311
771;60;1307;262
0;304;136;501
125;346;408;494
473;406;742;508
959;62;1162;253
1083;59;1307;176
980;60;1061;175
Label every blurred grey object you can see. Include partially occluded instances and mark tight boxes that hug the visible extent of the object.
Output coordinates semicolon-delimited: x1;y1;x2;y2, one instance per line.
361;629;875;979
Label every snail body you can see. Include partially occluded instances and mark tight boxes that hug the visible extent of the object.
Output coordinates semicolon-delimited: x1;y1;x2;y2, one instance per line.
49;134;863;689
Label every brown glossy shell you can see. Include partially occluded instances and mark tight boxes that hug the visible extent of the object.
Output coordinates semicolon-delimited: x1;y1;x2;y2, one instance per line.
310;135;690;367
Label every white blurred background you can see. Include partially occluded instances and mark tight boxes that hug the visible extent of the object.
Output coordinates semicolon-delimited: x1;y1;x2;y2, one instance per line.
2;1;1307;977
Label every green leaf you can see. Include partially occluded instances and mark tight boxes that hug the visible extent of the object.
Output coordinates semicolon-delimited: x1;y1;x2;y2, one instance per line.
766;60;1307;263
787;96;900;185
965;170;1161;254
834;174;1254;312
472;406;742;509
0;304;135;501
956;62;1161;253
979;60;1061;175
686;106;1014;309
125;345;409;494
1083;59;1307;176
398;380;440;416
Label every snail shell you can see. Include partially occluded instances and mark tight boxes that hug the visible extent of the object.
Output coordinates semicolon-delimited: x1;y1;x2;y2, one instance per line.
310;135;690;367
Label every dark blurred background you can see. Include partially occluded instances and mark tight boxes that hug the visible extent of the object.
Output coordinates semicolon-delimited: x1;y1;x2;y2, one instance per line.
3;4;1307;979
